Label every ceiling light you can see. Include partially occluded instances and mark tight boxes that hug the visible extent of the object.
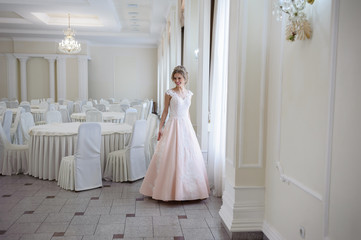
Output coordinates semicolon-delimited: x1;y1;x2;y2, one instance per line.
128;4;138;8
58;13;81;54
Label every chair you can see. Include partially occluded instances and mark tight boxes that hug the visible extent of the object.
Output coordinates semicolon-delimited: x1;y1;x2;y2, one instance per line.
67;101;74;115
59;108;71;123
39;101;49;110
73;102;81;113
7;100;19;108
57;123;102;191
133;104;145;120
123;111;138;126
81;104;93;112
104;120;147;182
2;110;13;142
20;112;35;145
86;110;103;122
0;124;29;176
109;104;121;112
20;104;31;113
94;104;106;112
11;107;24;144
45;111;62;124
144;114;159;169
145;100;153;119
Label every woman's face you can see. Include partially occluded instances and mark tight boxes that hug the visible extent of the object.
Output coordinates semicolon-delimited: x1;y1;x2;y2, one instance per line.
173;73;185;87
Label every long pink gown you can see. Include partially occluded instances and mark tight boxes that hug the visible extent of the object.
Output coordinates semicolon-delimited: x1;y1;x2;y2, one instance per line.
139;89;209;201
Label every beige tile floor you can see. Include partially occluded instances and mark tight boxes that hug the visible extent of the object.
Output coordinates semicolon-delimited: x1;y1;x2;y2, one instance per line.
0;174;230;240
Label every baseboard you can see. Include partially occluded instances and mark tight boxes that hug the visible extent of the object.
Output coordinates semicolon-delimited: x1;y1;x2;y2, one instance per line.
262;221;284;240
219;180;265;233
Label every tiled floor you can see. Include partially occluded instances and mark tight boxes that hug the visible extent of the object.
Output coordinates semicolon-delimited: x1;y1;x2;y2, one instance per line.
0;174;230;240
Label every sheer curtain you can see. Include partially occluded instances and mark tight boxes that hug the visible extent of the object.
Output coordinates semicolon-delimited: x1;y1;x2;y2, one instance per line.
208;0;230;197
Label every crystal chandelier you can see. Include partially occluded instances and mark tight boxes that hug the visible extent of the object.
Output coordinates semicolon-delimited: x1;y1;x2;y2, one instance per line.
272;0;315;42
58;14;81;54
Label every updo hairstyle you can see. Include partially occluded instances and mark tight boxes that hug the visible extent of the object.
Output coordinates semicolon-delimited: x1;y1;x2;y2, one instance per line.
171;65;189;85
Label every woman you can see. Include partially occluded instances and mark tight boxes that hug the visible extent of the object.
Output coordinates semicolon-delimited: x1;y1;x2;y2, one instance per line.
139;65;209;201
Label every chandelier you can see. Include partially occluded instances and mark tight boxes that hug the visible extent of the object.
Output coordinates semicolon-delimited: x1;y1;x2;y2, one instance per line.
58;13;81;54
272;0;315;42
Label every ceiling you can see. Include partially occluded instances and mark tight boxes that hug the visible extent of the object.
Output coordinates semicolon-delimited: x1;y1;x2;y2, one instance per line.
0;0;173;47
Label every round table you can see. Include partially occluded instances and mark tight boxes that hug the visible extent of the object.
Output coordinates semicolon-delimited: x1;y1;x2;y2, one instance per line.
71;112;125;123
28;122;132;180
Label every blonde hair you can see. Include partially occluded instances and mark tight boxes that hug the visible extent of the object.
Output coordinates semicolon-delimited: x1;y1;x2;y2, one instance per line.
171;65;189;84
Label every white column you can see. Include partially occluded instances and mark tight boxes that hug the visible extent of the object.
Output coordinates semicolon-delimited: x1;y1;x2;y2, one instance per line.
5;54;18;100
77;56;88;100
197;0;211;153
56;56;67;101
45;57;56;99
18;56;28;101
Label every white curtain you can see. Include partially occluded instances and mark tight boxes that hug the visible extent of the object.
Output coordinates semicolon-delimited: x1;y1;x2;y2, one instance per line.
208;0;230;197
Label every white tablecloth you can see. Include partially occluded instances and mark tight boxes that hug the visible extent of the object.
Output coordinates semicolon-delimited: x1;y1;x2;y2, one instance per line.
71;112;125;123
31;109;47;123
28;122;132;180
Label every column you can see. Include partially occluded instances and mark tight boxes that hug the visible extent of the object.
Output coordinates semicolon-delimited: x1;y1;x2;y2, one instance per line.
77;56;88;101
219;0;268;237
18;56;28;101
45;57;56;99
56;56;67;101
5;54;18;100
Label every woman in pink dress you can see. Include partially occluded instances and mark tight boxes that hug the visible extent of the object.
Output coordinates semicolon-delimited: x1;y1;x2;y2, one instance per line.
139;65;209;201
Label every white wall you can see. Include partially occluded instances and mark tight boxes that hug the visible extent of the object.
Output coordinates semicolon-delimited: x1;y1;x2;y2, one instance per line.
264;0;361;240
88;46;157;101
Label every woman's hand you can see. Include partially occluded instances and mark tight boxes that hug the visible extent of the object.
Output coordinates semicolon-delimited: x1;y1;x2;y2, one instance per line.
157;129;163;141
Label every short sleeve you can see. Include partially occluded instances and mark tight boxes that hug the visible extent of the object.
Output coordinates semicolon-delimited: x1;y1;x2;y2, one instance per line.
165;89;175;97
188;90;193;96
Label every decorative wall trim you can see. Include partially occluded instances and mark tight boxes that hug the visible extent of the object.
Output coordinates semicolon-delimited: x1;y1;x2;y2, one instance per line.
323;0;340;238
219;179;265;232
238;0;269;169
274;6;323;202
237;0;248;168
262;221;285;240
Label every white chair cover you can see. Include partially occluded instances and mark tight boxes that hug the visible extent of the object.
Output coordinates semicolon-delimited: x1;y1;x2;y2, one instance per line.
20;105;31;113
58;123;102;191
95;104;106;112
2;110;12;142
133;104;144;120
81;105;93;112
73;102;81;113
145;100;153;119
20;112;35;145
104;120;147;182
124;111;138;126
0;124;29;175
11;107;24;144
144;114;159;169
67;101;74;115
46;111;62;124
109;104;122;112
86;110;103;122
39;101;49;110
59;108;71;123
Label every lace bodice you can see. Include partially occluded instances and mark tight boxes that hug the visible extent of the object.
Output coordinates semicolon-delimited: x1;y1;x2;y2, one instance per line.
166;89;193;118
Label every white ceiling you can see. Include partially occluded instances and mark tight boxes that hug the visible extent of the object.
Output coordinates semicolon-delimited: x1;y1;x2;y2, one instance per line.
0;0;173;47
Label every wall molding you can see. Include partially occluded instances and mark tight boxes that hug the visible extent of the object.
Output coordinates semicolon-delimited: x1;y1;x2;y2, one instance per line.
219;179;265;232
274;7;323;202
262;221;285;240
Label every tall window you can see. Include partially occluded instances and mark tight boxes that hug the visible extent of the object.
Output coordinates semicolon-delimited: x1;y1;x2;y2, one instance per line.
208;0;230;197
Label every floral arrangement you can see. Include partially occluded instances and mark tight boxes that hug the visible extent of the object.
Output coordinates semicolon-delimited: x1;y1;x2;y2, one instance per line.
272;0;315;42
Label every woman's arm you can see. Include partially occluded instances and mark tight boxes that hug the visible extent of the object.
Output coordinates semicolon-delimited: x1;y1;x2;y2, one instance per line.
157;93;171;141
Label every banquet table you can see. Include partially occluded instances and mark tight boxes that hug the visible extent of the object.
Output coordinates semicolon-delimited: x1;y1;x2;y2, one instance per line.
31;108;47;123
28;122;132;180
71;111;125;123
